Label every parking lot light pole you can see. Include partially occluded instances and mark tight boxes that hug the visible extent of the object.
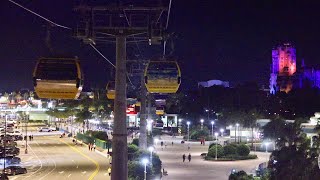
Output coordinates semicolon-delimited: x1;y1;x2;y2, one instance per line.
25;111;29;154
142;158;149;180
211;121;214;139
220;128;224;137
187;121;190;141
200;119;204;130
214;132;219;160
236;123;239;143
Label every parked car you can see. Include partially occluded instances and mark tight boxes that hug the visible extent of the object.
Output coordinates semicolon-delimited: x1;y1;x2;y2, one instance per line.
0;147;20;156
13;135;23;141
4;166;27;176
0;156;21;165
48;126;57;131
38;127;51;132
0;173;9;180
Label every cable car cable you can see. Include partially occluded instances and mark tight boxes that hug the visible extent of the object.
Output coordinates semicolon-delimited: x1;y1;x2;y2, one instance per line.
8;0;72;30
89;44;116;68
89;44;135;88
163;0;173;57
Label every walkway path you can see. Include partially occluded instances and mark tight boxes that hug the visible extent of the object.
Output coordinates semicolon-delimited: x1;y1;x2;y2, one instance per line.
156;135;270;180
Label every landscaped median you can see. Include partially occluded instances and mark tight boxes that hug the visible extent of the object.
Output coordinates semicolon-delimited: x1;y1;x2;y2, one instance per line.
202;143;258;161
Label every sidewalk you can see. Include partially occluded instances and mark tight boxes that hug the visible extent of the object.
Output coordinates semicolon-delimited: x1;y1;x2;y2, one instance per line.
156;135;270;180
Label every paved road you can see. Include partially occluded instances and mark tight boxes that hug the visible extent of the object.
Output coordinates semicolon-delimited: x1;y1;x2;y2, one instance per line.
7;136;111;180
157;135;270;180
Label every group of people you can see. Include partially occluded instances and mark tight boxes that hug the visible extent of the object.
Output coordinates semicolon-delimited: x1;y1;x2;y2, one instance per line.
182;153;191;162
182;153;192;162
24;135;33;141
88;143;96;151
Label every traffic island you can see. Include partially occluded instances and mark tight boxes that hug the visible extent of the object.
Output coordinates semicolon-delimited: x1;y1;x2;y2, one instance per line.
203;143;258;161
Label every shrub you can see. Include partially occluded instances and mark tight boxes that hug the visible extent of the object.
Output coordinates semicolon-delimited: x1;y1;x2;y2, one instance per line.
237;144;250;156
209;142;220;149
128;144;139;154
128;161;146;180
224;144;237;156
132;138;139;146
208;145;224;158
190;128;209;140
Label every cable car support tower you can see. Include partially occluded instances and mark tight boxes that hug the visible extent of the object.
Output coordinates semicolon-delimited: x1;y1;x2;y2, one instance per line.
74;2;169;179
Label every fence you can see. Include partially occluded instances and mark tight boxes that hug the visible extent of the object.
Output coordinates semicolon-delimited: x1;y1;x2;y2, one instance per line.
76;133;111;149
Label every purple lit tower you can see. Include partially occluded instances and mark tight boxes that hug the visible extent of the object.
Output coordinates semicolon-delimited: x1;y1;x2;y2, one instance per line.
269;43;296;94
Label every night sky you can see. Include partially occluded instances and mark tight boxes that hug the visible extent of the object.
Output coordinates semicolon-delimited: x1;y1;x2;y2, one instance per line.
1;0;320;92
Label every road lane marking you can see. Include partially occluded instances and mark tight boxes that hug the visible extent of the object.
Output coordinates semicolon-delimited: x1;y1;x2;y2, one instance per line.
24;142;43;179
59;139;100;180
68;174;72;178
82;171;87;174
35;139;57;180
59;171;64;174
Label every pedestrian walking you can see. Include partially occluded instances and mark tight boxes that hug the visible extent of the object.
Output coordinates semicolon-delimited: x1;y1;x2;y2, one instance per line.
88;143;91;151
108;167;111;176
93;143;96;151
188;153;191;162
29;135;31;141
188;143;190;151
31;135;33;140
172;141;174;146
182;154;186;162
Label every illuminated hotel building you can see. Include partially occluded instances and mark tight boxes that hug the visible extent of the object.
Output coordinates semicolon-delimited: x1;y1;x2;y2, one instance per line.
270;43;296;94
270;43;320;94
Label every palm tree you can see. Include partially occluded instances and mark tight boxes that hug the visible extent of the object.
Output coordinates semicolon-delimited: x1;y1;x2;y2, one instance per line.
15;92;22;103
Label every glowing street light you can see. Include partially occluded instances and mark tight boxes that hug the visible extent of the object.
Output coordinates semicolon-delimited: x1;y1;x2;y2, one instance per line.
200;119;204;130
148;146;154;165
220;128;224;137
211;121;214;139
187;121;190;141
142;158;149;180
214;132;219;160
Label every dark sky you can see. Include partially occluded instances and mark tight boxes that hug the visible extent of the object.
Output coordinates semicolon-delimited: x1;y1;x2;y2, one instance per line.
1;0;320;92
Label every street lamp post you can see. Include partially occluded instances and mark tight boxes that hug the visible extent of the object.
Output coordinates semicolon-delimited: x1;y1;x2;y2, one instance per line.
178;119;182;136
200;119;204;130
148;146;154;166
211;121;214;139
220;128;224;137
142;158;149;180
236;123;239;143
3;115;7;174
214;132;218;160
187;121;190;141
205;109;209;121
265;142;270;162
25;111;29;154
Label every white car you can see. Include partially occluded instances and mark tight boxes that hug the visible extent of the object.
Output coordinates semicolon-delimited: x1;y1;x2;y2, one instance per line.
39;127;52;132
7;130;22;136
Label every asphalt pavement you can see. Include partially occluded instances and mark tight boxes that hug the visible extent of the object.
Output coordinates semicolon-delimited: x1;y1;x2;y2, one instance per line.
9;135;111;180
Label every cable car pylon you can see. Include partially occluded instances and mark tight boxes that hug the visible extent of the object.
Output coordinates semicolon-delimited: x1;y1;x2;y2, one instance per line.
74;2;169;179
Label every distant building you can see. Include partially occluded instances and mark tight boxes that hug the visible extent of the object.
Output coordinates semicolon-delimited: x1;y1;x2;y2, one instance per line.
269;43;320;94
198;80;230;88
269;43;296;94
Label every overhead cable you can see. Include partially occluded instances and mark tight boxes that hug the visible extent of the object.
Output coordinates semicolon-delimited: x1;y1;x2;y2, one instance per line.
8;0;72;30
89;44;116;68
